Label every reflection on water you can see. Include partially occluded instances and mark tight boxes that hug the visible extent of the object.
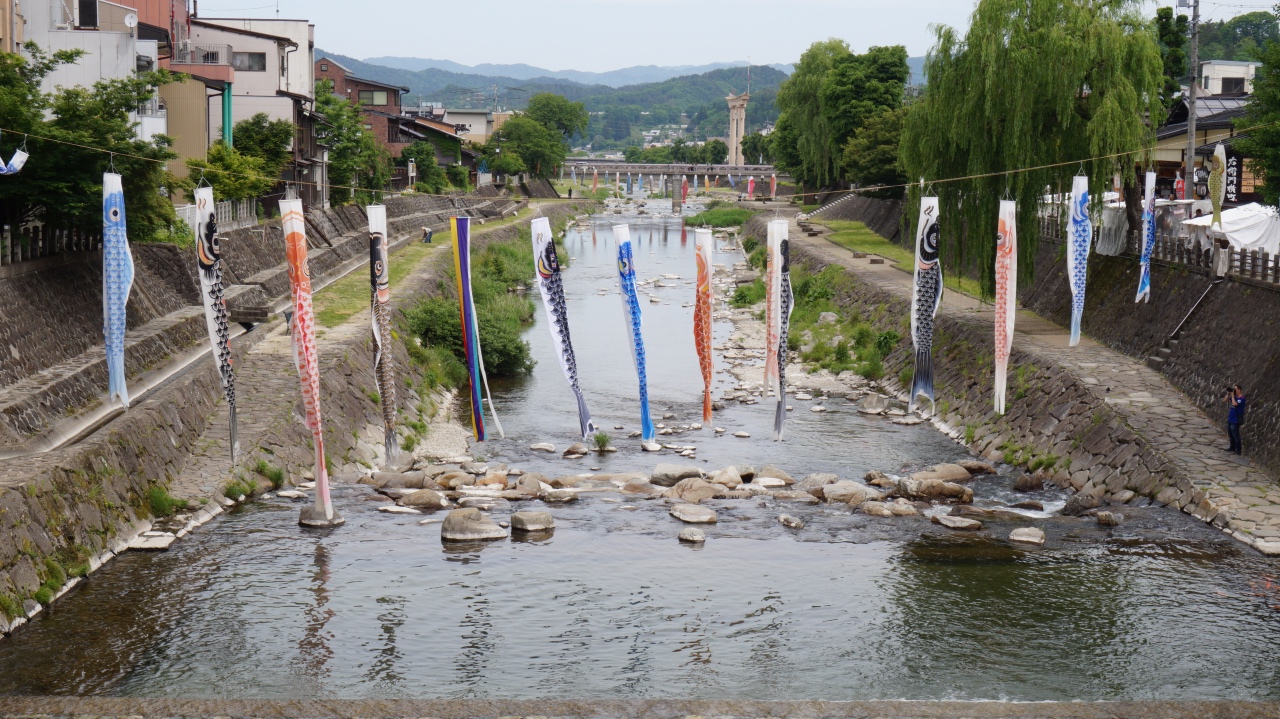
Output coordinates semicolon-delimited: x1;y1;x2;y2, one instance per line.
0;493;1278;701
2;209;1280;701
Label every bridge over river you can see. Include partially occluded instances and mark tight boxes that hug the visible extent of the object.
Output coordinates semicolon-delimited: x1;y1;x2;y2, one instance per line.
562;159;790;183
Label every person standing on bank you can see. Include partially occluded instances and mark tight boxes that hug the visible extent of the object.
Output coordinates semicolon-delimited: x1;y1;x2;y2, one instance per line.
1226;385;1247;455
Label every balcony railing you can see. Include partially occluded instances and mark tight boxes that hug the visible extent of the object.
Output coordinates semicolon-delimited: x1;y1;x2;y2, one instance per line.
175;198;259;235
174;42;232;66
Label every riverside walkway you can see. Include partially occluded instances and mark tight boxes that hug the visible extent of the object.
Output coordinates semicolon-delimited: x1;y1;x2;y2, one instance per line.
790;208;1280;549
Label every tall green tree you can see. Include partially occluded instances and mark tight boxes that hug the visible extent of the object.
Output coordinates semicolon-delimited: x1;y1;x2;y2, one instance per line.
1154;7;1189;109
741;132;773;164
483;115;564;179
819;45;909;157
899;0;1164;296
185;141;276;201
703;138;729;164
774;39;851;187
232;112;294;177
0;43;181;241
524;92;589;142
841;106;908;199
315;79;390;206
400;140;450;194
1234;37;1280;204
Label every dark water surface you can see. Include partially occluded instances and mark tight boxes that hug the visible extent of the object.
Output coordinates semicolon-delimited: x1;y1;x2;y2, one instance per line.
2;208;1280;701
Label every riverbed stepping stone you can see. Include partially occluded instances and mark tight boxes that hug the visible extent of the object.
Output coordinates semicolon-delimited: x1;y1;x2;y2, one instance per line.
530;443;556;453
678;528;706;543
651;463;703;487
277;490;306;499
440;508;508;541
779;514;804;529
511;511;555;532
129;534;176;551
378;505;422;515
670;504;717;524
542;489;578;503
932;515;982;531
1009;527;1046;545
399;488;448;509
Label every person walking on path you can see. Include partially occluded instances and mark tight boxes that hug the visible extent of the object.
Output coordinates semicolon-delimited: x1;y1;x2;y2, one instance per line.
1226;384;1247;455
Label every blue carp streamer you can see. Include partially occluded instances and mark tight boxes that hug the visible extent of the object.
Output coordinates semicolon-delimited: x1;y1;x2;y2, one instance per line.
910;197;942;414
1135;171;1156;304
102;172;135;407
1067;175;1092;346
532;216;596;439
614;224;655;442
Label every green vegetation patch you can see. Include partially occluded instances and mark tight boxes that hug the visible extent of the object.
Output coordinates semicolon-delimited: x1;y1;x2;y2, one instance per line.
685;206;754;228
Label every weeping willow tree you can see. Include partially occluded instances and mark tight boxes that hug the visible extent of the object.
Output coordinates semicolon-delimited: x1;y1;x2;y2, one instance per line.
899;0;1165;296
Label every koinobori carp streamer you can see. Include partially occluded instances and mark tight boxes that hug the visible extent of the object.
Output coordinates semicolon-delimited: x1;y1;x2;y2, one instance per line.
532;216;596;439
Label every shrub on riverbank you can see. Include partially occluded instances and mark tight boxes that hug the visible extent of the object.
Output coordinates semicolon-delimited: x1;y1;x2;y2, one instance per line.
686;206;754;228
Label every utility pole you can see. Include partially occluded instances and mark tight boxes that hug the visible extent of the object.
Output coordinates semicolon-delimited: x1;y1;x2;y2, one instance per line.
1184;0;1200;195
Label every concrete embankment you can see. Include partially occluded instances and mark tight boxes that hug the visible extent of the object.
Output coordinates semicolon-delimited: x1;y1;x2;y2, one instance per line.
0;197;586;636
741;212;1280;554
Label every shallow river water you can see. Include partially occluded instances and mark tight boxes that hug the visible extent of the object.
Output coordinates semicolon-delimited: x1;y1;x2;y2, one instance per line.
2;207;1280;701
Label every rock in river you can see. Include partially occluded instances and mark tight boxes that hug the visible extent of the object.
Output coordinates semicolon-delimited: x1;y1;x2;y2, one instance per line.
664;477;719;504
670;504;717;524
511;511;554;532
543;489;578;503
652;463;703;487
709;466;743;489
1096;511;1121;527
440;508;508;541
1061;492;1100;516
911;463;972;483
1009;527;1046;545
932;515;982;531
758;465;795;485
895;477;973;504
957;460;996;475
398;488;448;510
530;443;556;453
678;528;706;543
778;514;804;529
1013;473;1044;492
563;442;589;457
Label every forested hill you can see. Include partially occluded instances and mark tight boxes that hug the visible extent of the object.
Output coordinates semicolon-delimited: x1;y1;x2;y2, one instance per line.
315;50;785;142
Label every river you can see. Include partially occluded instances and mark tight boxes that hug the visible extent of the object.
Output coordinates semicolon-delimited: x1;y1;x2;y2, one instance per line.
1;205;1279;701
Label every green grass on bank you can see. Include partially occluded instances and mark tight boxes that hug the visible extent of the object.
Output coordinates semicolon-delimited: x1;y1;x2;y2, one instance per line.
686;206;755;227
312;206;540;328
552;180;611;202
822;219;984;299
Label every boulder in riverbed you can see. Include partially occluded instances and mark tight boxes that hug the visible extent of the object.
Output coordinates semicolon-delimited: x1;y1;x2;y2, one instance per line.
1096;511;1121;527
1010;500;1044;511
440;508;508;541
664;477;720;504
543;489;578;503
779;514;804;529
709;466;743;489
858;395;890;415
951;506;1028;522
895;477;973;504
797;473;840;491
911;463;972;483
511;511;555;532
622;479;661;495
758;465;795;485
1009;527;1046;545
398;488;448;510
864;470;896;487
1061;492;1100;516
1013;473;1043;492
957;460;996;475
678;528;706;543
670;503;717;523
652;463;703;487
530;443;556;453
563;442;589;458
819;481;879;506
860;501;895;518
932;515;982;531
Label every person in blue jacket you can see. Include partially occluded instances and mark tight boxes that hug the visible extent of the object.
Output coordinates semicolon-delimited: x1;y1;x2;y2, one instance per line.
1225;385;1247;455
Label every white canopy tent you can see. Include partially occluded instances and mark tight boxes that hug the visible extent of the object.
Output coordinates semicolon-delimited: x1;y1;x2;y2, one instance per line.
1182;203;1280;255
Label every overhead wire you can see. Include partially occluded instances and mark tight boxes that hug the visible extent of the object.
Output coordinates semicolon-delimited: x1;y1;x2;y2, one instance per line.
2;117;1274;205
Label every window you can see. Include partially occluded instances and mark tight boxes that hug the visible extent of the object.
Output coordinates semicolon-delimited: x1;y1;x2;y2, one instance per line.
1222;77;1246;94
232;52;267;72
358;90;389;106
320;63;328;72
364;124;373;130
77;0;98;27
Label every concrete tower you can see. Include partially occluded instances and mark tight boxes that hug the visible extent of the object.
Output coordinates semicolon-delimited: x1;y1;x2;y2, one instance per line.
726;92;750;166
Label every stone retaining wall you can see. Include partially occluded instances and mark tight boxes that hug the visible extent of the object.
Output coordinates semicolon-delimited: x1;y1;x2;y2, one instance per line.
0;201;587;638
1020;238;1280;477
743;216;1195;511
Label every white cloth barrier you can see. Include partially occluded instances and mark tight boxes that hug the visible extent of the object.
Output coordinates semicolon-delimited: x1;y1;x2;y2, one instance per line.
1182;202;1280;255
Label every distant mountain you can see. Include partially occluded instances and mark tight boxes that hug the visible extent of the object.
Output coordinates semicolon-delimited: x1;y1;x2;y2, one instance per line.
907;56;927;85
361;56;794;88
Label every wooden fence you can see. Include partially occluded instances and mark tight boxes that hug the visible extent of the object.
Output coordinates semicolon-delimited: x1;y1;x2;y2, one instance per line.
1;225;101;267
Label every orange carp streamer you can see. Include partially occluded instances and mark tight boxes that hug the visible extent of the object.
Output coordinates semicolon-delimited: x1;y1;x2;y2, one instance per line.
994;200;1018;415
282;199;337;524
694;229;714;422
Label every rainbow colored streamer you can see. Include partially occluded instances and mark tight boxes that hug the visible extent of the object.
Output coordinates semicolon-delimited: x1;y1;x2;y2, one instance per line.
451;216;503;441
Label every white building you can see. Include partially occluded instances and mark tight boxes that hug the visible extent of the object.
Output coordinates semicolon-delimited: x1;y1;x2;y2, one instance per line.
23;0;144;94
1200;60;1257;96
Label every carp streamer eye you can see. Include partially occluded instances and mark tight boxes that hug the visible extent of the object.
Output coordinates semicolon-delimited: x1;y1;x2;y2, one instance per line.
921;222;941;263
110;207;121;221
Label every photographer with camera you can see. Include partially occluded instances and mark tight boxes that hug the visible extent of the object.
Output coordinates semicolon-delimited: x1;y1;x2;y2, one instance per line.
1225;384;1247;456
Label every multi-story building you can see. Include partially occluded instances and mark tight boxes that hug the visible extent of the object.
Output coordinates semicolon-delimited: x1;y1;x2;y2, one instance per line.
1;0;25;53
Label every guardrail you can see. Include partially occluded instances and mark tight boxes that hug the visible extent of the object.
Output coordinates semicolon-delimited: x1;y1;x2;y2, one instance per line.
175;198;259;235
1;226;101;267
174;42;232;66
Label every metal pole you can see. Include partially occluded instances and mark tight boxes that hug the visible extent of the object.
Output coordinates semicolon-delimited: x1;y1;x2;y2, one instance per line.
1185;0;1200;193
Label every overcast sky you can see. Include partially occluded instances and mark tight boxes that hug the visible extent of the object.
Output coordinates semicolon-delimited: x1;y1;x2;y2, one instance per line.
190;1;1195;70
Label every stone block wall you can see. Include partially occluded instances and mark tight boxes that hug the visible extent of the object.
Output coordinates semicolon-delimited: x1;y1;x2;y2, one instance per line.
1020;237;1280;476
